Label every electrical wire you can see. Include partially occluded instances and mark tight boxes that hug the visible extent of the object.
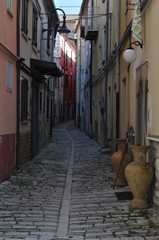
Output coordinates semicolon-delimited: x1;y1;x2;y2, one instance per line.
41;13;110;23
66;13;110;22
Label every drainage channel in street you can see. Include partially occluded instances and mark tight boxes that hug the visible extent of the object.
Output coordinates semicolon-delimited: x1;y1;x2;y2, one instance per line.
56;123;75;238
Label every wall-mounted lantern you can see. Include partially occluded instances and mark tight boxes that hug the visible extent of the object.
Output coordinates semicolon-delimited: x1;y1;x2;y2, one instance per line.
43;8;71;37
123;0;143;63
51;8;71;37
123;40;142;63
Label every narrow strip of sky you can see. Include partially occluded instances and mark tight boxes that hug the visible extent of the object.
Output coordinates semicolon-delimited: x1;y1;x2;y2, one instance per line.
54;0;82;14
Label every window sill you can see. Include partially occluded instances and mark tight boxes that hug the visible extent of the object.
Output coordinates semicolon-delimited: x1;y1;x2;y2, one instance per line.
47;48;50;56
7;9;13;17
32;44;38;53
21;31;28;41
6;88;13;93
21;119;30;124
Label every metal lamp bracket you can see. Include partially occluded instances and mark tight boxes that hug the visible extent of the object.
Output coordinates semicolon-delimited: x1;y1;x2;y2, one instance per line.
131;41;143;48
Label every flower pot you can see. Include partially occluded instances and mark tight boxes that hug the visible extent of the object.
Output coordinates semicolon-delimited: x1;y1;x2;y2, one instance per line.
111;139;132;186
125;145;154;208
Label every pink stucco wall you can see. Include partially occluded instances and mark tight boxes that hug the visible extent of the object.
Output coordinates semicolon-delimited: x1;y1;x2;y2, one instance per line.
0;0;17;135
0;0;17;182
0;1;17;55
0;49;17;135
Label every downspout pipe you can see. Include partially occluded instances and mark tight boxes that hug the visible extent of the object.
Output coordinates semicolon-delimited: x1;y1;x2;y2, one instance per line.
89;41;93;136
89;0;93;137
50;27;55;139
104;0;109;148
16;0;20;169
116;0;120;139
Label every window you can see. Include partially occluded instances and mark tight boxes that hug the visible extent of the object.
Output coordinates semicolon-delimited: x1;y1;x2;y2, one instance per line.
61;39;64;56
47;96;50;118
61;74;64;87
70;74;72;95
66;51;68;69
21;77;28;120
32;4;38;47
70;51;73;66
102;26;106;63
47;16;51;50
55;77;59;88
22;0;28;34
7;0;12;14
65;74;69;88
39;92;42;112
7;60;13;91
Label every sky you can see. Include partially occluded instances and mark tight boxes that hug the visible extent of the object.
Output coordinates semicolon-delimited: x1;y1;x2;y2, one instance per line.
53;0;83;14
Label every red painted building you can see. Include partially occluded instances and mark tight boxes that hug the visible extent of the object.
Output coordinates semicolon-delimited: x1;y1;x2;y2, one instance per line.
60;36;76;121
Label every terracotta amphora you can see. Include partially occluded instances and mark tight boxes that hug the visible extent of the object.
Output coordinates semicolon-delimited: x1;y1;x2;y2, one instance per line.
111;139;132;186
125;145;154;208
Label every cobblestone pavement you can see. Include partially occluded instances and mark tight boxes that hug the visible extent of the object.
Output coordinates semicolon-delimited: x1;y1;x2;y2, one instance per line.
0;122;159;240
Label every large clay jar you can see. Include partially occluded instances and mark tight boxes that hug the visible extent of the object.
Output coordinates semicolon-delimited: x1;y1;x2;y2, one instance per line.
125;145;154;208
111;139;132;186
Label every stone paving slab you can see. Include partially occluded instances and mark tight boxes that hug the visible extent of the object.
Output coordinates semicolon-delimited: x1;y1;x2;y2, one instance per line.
66;124;159;240
0;123;71;240
0;122;159;240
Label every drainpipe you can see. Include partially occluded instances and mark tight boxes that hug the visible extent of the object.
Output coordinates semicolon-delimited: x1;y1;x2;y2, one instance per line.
89;0;93;137
116;0;120;139
16;0;20;169
104;0;109;148
89;41;93;136
63;37;66;121
79;34;81;128
50;27;55;138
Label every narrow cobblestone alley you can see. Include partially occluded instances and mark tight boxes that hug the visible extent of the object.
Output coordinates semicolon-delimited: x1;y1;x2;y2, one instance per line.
0;122;159;240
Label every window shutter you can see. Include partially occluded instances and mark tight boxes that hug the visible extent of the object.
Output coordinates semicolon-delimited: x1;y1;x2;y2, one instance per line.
22;0;28;34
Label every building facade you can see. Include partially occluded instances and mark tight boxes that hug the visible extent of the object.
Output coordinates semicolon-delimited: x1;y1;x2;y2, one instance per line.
53;32;64;125
59;36;76;121
16;0;62;167
76;0;159;208
120;0;159;207
0;0;18;182
53;15;77;124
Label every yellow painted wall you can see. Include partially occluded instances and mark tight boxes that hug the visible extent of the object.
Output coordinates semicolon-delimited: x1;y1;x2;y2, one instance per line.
141;0;159;136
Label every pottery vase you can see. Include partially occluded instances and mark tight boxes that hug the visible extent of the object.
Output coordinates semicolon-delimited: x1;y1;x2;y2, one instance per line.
111;139;132;186
125;145;154;208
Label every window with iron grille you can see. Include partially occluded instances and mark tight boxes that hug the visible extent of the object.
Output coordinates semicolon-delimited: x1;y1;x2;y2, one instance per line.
22;0;28;34
7;0;12;14
32;4;38;47
21;78;28;120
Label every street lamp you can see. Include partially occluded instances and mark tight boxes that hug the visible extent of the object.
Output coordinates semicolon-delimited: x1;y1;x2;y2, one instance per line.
123;41;142;63
49;8;71;37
